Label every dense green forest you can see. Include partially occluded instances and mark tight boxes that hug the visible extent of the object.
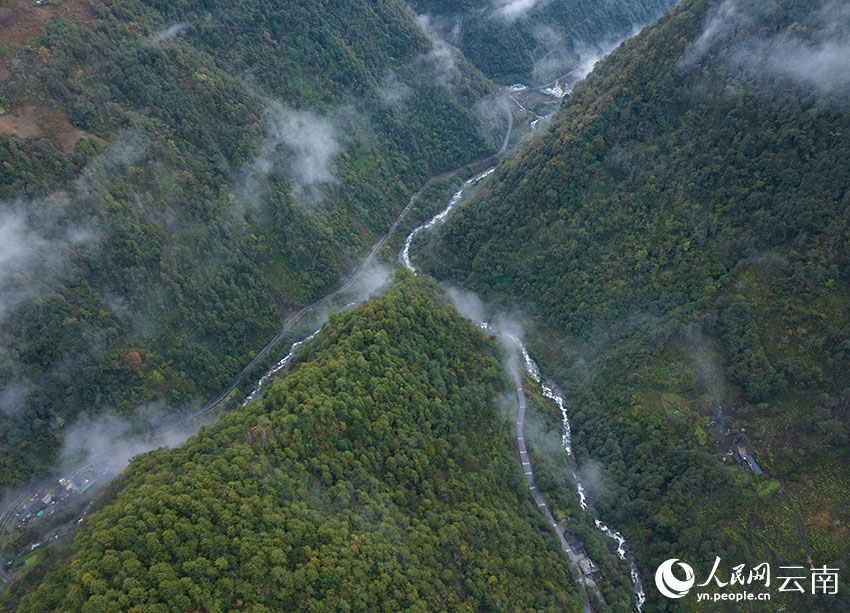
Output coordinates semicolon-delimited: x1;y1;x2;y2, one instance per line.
406;0;675;83
3;276;583;612
0;0;501;488
422;0;850;608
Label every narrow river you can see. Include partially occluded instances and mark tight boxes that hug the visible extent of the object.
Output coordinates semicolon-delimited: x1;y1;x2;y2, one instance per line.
0;109;514;581
238;159;647;610
400;172;647;612
5;79;646;611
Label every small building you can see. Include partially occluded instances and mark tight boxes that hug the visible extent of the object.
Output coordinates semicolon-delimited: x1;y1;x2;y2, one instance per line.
578;556;602;581
745;454;764;476
78;479;97;494
564;533;586;555
41;493;52;505
540;81;569;99
510;83;526;90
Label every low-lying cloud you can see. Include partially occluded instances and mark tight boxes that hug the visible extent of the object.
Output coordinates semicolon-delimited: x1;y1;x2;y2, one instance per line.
0;381;29;418
235;102;341;208
271;106;339;196
58;400;206;479
684;0;850;94
0;204;92;320
683;325;727;406
493;0;548;24
755;33;850;94
378;72;412;108
531;23;643;86
0;133;145;321
683;0;744;65
571;26;643;83
153;23;187;43
416;15;461;88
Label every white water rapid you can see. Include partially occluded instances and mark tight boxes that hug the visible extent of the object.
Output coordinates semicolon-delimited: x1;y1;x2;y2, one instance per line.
404;178;647;612
242;330;320;407
401;167;494;271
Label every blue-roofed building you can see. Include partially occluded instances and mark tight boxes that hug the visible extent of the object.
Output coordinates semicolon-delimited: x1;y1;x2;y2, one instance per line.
745;454;764;476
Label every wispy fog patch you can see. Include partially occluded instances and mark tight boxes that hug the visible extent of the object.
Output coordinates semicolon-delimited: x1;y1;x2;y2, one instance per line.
444;285;530;352
446;14;466;47
531;24;643;86
446;285;488;325
102;292;130;320
0;133;145;321
0;133;149;435
682;0;745;66
523;405;567;457
0;205;93;319
489;312;531;349
344;262;393;305
234;102;341;209
378;72;412;108
271;105;340;201
58;400;205;478
473;92;511;148
576;458;608;501
530;23;573;82
279;263;393;345
756;32;850;94
79;131;147;191
532;22;562;48
572;26;643;82
233;138;276;211
0;381;29;418
496;390;520;421
493;0;549;24
153;23;187;43
683;0;850;94
416;15;461;88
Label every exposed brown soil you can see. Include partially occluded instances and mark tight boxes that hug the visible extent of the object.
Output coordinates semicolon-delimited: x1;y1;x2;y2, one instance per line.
0;106;42;139
0;0;55;48
0;104;104;152
0;0;95;46
0;0;103;151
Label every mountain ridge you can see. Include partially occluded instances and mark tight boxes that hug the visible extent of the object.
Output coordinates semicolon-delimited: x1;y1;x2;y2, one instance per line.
421;0;850;608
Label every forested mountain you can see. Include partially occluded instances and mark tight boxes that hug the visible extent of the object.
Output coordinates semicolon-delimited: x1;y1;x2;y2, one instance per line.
406;0;675;83
4;0;849;609
0;0;500;487
422;0;850;608
4;276;583;612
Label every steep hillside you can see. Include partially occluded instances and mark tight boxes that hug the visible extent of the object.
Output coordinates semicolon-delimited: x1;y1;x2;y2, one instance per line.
4;276;582;612
0;0;499;487
422;0;850;608
407;0;675;83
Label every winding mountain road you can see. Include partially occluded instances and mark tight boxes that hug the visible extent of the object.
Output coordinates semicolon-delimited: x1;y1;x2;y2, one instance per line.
0;106;513;585
511;365;594;613
0;493;27;582
154;105;513;435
